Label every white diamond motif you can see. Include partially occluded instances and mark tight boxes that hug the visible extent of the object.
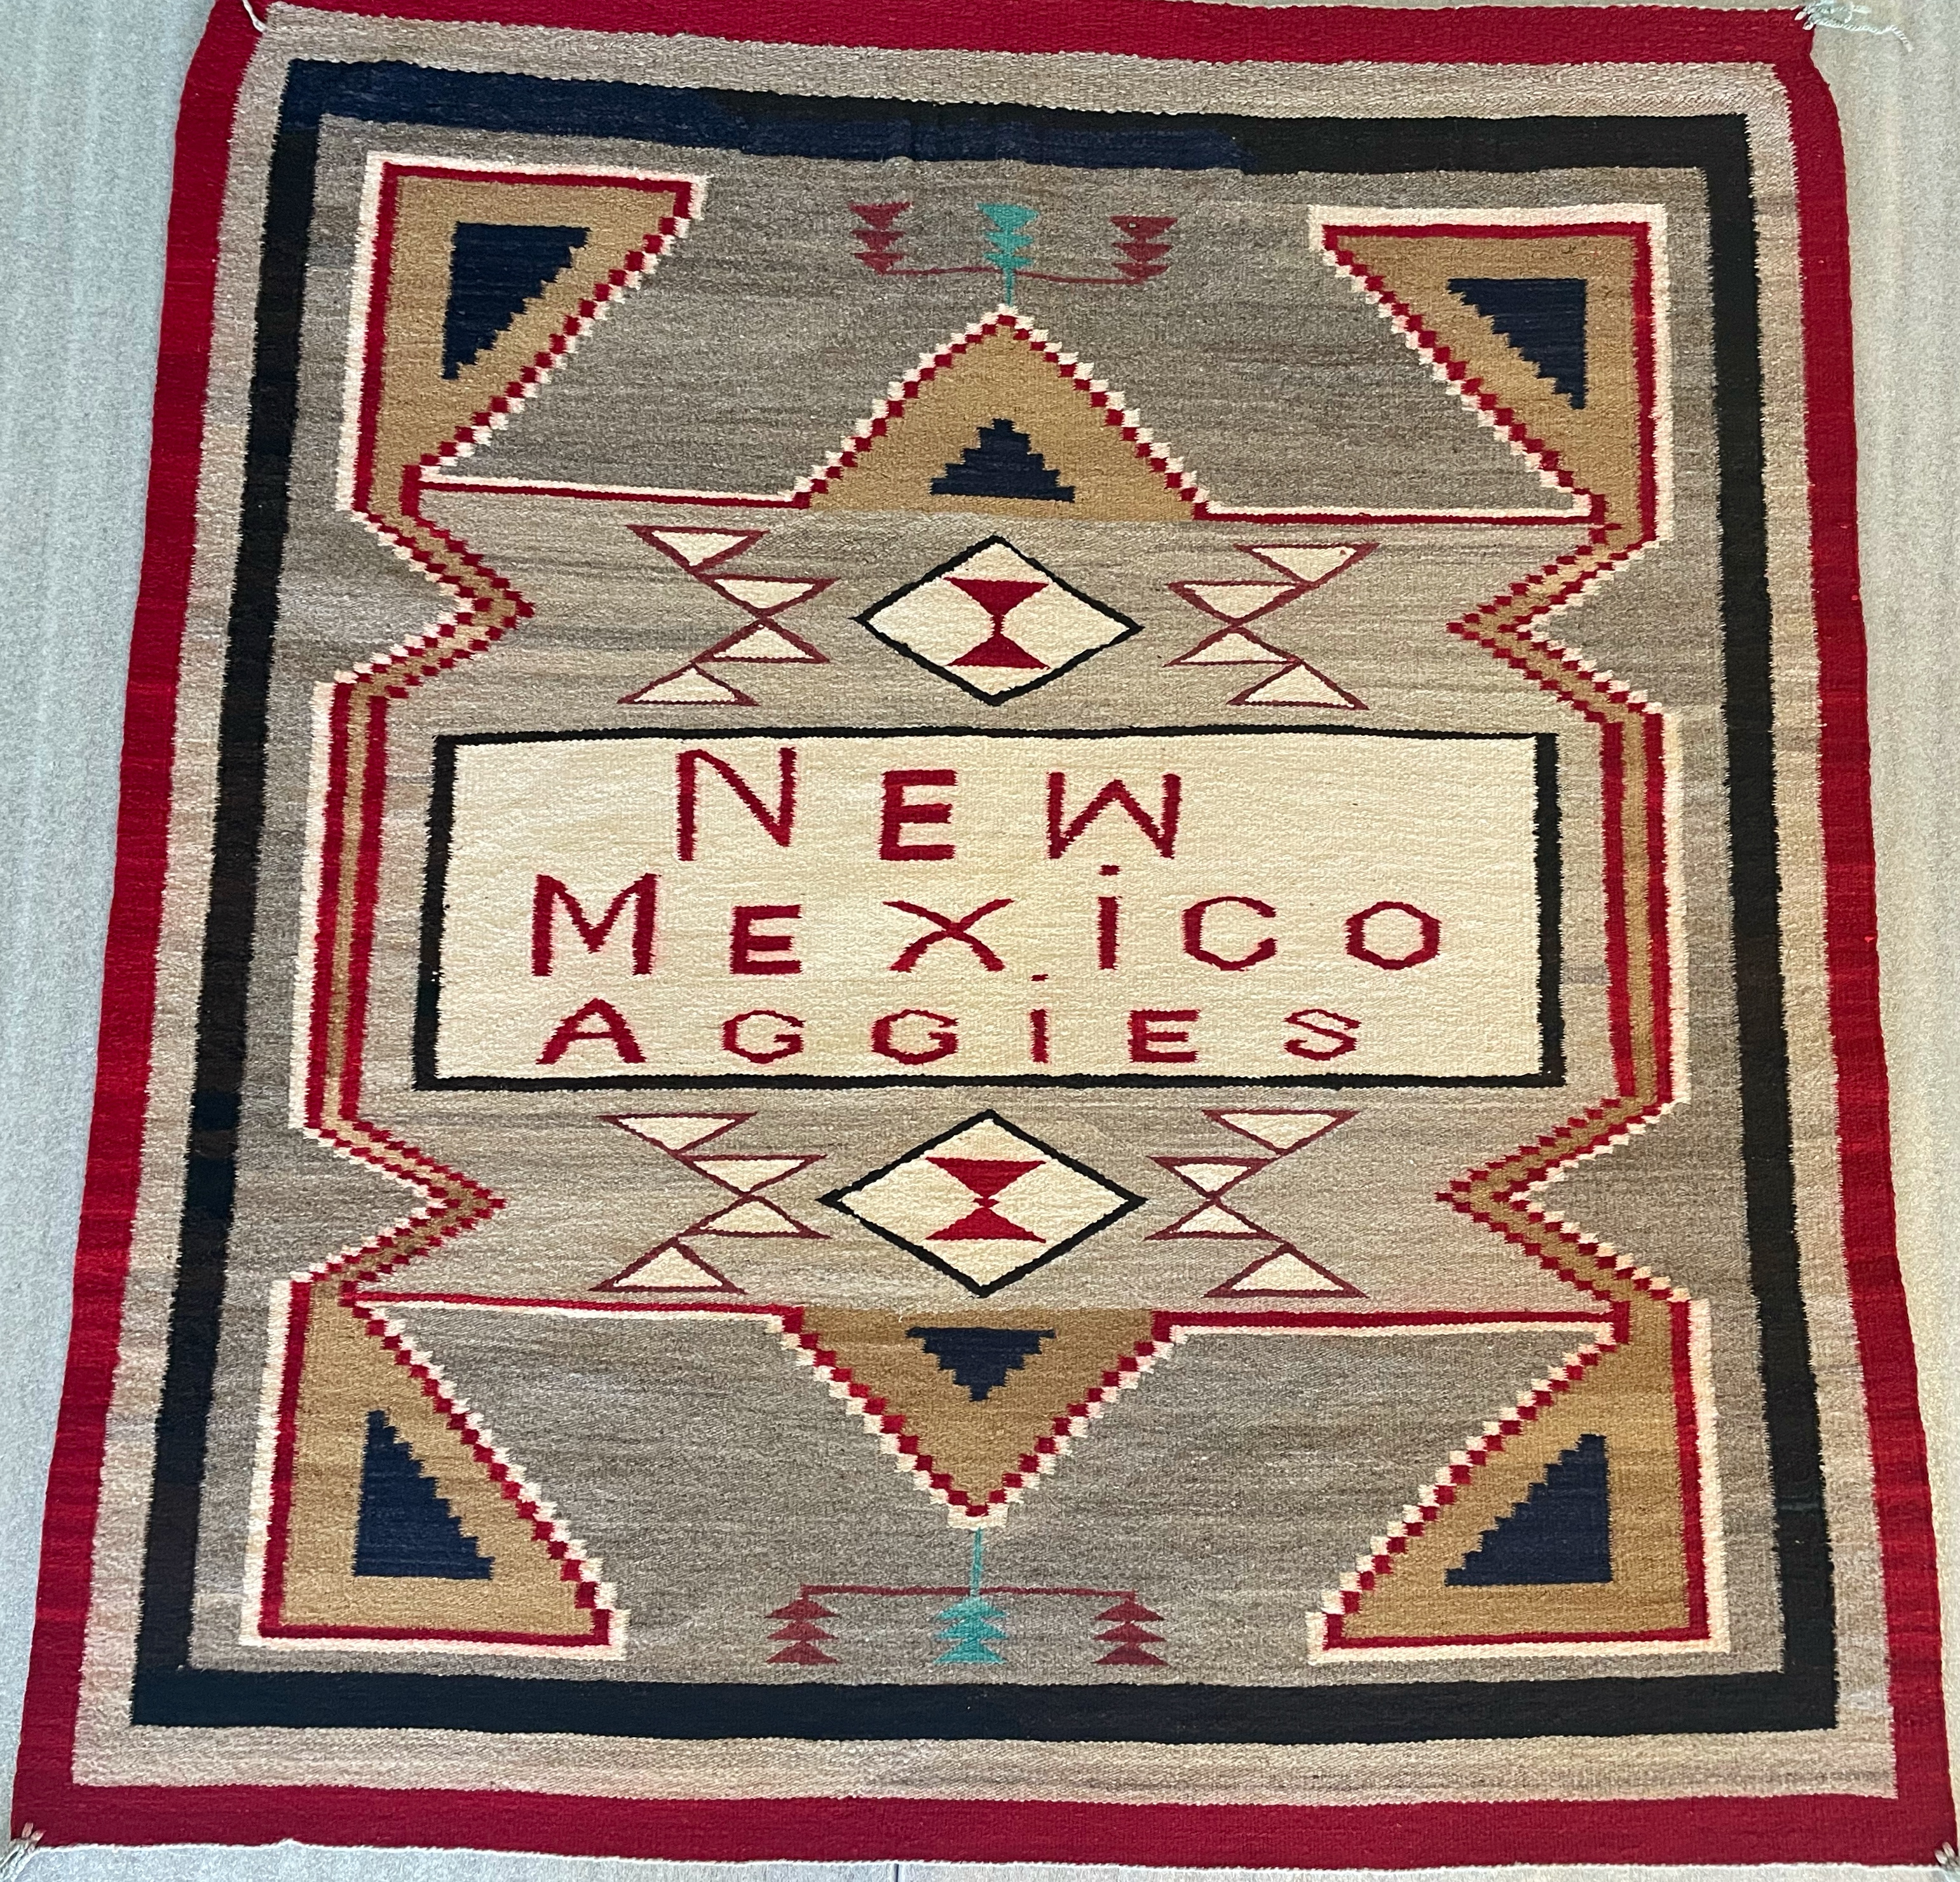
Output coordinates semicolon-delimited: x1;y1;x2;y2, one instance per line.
857;538;1141;703
822;1112;1143;1295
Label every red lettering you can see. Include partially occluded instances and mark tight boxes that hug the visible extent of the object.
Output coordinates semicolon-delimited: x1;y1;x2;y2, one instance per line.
530;874;657;977
676;747;796;860
1096;895;1120;970
730;904;801;975
885;898;1013;973
721;1009;804;1063
1047;771;1182;858
871;1008;960;1064
1182;895;1277;971
880;768;956;861
1284;1008;1361;1060
1129;1007;1199;1064
1347;900;1441;970
537;998;645;1065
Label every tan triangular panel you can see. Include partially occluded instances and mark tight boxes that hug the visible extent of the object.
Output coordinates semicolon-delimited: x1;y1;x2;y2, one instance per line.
1333;1290;1692;1646
364;169;691;511
808;323;1193;521
271;1296;606;1641
1327;229;1647;534
795;1308;1158;1511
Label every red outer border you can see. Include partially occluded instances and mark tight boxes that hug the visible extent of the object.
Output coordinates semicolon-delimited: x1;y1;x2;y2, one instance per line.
11;0;1951;1862
251;0;1816;63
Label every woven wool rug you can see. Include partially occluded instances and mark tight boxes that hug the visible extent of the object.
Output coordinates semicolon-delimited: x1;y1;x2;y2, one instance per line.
13;0;1953;1865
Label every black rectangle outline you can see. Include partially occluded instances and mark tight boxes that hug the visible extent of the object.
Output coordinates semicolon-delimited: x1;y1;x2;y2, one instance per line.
412;723;1563;1091
123;63;1833;1747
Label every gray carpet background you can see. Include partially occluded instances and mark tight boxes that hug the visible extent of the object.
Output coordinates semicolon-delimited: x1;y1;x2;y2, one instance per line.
1;0;1951;1874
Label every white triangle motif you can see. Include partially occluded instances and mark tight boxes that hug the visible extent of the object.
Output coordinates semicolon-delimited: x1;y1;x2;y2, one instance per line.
1164;1202;1266;1238
623;665;750;705
644;528;754;567
1181;582;1298;621
1216;1247;1356;1294
707;625;822;663
610;1113;750;1153
686;1156;810;1194
1211;1111;1351;1153
1164;1160;1261;1195
603;1242;740;1292
693;1198;810;1237
1236;662;1361;708
1174;628;1291;666
712;577;826;614
1249;544;1365;585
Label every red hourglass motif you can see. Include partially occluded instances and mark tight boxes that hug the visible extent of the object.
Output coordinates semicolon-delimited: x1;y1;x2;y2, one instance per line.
946;577;1049;669
926;1156;1045;1240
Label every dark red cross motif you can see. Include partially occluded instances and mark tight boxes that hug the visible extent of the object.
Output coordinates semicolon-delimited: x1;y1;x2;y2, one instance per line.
927;1156;1047;1243
946;576;1049;669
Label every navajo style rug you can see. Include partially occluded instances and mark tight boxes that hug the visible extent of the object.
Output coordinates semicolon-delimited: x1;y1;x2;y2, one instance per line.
15;0;1953;1865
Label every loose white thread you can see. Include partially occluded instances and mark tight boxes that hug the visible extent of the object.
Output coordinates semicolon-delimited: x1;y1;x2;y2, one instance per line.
241;0;268;30
1797;0;1912;49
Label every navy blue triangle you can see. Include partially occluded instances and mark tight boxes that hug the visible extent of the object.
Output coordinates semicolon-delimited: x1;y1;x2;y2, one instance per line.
1446;1432;1612;1585
1448;276;1588;408
930;419;1074;501
443;222;589;379
907;1326;1056;1400
353;1410;494;1580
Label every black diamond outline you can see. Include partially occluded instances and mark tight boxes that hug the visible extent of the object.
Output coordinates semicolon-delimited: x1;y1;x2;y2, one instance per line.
819;1107;1146;1296
854;534;1145;705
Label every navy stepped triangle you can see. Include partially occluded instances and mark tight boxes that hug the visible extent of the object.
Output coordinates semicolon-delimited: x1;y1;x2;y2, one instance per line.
931;419;1075;501
1446;1432;1612;1585
353;1410;494;1579
908;1327;1056;1400
443;222;589;379
1448;276;1588;408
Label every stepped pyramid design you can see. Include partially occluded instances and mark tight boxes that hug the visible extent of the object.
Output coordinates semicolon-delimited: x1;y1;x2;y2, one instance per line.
352;1411;493;1580
442;222;587;378
932;418;1075;501
1446;1432;1612;1585
1446;276;1589;407
907;1326;1056;1400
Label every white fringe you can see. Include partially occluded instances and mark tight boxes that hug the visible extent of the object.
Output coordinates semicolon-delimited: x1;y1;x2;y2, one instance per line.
0;1828;41;1881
